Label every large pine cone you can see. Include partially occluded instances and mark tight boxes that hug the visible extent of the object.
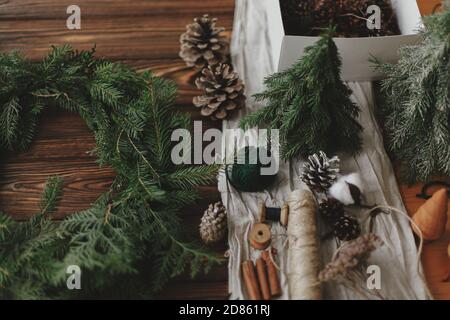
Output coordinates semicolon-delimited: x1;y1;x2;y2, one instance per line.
193;63;245;120
199;202;227;245
300;151;340;193
179;14;229;69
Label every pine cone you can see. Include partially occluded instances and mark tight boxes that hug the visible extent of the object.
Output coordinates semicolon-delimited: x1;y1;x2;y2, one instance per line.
199;201;227;245
319;198;344;223
333;215;361;241
300;151;340;193
179;14;229;69
193;63;245;120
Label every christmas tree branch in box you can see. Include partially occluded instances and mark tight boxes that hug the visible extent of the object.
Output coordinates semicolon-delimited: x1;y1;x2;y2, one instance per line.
240;29;363;160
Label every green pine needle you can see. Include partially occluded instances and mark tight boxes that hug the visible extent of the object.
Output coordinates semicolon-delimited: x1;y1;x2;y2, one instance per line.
40;176;64;216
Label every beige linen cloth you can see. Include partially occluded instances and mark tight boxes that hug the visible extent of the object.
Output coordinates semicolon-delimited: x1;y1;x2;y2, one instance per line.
218;0;431;300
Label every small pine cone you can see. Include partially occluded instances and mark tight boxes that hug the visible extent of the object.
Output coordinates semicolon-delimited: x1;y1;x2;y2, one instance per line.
199;201;228;245
300;151;340;193
179;14;229;69
193;63;245;120
319;198;344;223
333;215;361;241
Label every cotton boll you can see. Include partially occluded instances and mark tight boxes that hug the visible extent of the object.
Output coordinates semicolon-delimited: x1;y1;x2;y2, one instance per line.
344;173;363;193
329;177;354;205
329;173;364;205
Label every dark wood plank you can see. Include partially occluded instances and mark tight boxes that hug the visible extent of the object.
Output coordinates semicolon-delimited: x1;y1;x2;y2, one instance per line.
0;0;235;19
0;21;231;61
0;2;233;61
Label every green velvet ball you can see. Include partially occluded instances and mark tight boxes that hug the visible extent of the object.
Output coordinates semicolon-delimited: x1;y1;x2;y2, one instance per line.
225;146;277;192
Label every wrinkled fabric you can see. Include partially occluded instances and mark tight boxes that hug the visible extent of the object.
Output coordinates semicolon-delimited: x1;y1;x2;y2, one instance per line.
218;0;430;300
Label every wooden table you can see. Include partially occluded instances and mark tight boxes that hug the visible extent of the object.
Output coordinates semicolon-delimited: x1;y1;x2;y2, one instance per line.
0;0;448;300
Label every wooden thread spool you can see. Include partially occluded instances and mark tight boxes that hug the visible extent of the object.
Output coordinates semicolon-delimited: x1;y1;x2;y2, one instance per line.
261;250;282;298
241;260;262;300
249;223;271;250
259;202;289;226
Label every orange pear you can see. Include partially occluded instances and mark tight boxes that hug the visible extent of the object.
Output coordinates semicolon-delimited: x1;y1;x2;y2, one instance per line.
412;188;448;241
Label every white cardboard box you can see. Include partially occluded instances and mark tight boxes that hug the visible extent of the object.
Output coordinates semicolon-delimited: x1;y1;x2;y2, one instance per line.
268;0;423;81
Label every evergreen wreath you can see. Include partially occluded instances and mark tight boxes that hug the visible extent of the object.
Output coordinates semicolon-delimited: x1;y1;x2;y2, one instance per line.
0;45;221;299
375;2;450;183
240;29;362;160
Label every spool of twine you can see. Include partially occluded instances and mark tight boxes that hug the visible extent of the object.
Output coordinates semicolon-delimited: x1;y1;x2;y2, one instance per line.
287;189;322;300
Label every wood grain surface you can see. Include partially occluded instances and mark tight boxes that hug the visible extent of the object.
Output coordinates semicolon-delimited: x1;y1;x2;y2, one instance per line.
0;0;448;300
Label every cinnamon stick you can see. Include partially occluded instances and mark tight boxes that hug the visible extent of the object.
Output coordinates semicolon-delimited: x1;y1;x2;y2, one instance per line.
255;258;271;300
261;250;282;297
241;260;262;300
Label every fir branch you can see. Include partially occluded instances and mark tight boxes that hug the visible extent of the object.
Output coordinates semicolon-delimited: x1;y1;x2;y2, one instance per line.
239;30;362;159
165;165;219;190
0;45;222;299
0;97;21;149
39;176;64;216
375;1;450;183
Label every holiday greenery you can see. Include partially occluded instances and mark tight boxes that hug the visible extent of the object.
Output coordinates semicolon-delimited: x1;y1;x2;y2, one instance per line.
375;2;450;183
0;46;220;299
240;30;362;160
